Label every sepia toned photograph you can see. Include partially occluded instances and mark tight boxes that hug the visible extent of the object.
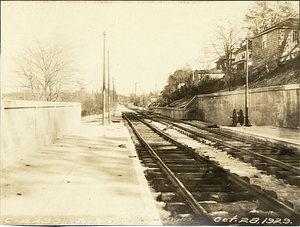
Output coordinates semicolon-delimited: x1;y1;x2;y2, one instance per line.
1;1;300;226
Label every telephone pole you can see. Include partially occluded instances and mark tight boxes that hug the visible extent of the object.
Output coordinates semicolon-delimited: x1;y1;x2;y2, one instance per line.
135;82;138;97
135;82;139;107
102;32;106;126
245;35;252;127
107;50;111;124
113;77;115;117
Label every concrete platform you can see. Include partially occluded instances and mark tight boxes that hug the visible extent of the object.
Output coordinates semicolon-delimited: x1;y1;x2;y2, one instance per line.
1;107;162;225
220;125;300;152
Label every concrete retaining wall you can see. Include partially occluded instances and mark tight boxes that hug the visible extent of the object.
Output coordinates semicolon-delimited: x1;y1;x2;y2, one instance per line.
151;107;185;120
151;84;300;128
1;100;81;169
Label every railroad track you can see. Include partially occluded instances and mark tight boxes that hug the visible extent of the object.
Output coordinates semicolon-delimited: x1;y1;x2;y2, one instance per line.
142;111;300;186
123;112;300;226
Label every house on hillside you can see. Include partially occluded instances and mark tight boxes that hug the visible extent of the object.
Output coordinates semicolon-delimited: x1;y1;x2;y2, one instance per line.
190;69;224;86
232;40;252;74
251;18;299;70
230;39;253;85
213;39;253;87
215;55;230;72
177;82;186;89
215;55;235;87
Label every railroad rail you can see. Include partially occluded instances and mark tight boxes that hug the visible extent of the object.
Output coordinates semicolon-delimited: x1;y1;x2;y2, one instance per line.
142;111;300;186
123;112;300;226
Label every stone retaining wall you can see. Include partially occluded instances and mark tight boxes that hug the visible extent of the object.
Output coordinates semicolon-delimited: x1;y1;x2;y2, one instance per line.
151;84;300;128
1;100;81;169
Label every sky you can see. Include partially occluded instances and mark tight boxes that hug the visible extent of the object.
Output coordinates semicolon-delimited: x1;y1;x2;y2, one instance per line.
1;1;254;96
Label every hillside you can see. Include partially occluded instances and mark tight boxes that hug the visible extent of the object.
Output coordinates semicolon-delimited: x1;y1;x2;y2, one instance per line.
249;68;300;89
166;56;300;108
216;55;300;93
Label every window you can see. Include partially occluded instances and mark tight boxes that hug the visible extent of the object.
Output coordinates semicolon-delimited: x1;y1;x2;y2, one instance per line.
242;53;245;59
293;30;299;44
237;63;244;71
262;34;267;49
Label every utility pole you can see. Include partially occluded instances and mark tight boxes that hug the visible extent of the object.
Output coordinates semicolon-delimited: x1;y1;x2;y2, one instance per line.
143;90;145;110
107;50;111;124
135;82;139;107
112;77;115;117
245;35;252;127
168;84;171;107
102;32;106;126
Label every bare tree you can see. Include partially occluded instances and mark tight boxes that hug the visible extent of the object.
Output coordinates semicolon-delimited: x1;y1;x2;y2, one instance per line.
197;46;217;71
12;39;79;101
209;23;243;89
244;1;299;35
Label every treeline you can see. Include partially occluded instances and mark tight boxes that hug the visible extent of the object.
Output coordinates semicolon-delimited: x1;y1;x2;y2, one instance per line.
2;89;118;117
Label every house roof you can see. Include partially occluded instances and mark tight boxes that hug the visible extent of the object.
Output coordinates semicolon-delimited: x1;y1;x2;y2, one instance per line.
215;55;226;63
215;55;235;63
234;40;252;54
252;18;300;39
234;45;246;54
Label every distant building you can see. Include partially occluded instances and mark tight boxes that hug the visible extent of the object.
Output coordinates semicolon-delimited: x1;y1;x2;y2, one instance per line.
213;18;299;87
215;55;228;72
177;82;186;89
232;39;252;73
251;18;300;70
190;69;224;86
215;55;235;87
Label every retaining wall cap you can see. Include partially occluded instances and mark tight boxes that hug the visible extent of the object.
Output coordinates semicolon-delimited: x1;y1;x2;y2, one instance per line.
151;84;299;111
1;100;81;108
195;84;300;98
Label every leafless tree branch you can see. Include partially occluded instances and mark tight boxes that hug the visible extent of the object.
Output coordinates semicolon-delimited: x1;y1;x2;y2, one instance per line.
12;39;79;101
